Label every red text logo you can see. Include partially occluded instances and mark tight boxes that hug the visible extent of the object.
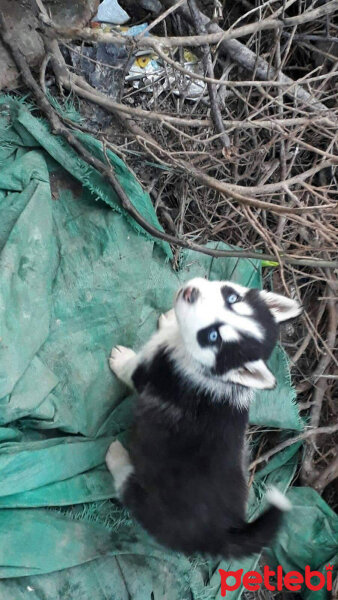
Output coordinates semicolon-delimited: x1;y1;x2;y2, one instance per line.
218;564;333;596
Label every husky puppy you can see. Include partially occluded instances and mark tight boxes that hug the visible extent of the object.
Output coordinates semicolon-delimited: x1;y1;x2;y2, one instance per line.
106;278;301;558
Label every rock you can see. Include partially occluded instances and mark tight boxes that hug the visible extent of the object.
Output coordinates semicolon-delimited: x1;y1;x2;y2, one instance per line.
45;0;100;28
138;0;162;13
119;0;162;20
0;0;44;90
0;0;100;91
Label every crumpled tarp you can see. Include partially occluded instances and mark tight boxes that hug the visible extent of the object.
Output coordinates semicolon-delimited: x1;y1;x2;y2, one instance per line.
268;487;338;600
0;96;334;599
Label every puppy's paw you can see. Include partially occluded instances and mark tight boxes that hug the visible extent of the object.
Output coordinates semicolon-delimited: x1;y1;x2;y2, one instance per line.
158;309;176;330
106;441;134;493
106;440;131;472
109;345;135;377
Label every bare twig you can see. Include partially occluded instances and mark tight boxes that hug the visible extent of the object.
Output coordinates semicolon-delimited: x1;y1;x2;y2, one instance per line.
161;0;331;113
187;0;230;149
37;1;338;49
312;452;338;493
249;423;338;471
3;13;336;269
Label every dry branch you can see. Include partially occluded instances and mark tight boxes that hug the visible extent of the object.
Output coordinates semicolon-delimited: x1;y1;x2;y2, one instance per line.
161;0;332;113
38;0;338;49
40;1;337;113
249;423;338;471
3;12;335;269
187;0;230;149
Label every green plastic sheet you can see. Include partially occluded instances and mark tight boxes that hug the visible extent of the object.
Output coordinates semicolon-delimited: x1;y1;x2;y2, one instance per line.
0;96;334;599
268;487;338;600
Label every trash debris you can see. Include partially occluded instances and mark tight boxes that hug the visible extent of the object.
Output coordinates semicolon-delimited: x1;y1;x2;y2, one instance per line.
91;22;150;38
93;0;130;25
67;24;150;127
126;53;162;84
127;48;206;102
67;16;206;115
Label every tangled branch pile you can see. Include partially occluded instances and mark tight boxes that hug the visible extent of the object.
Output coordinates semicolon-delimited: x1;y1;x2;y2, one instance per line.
1;0;337;505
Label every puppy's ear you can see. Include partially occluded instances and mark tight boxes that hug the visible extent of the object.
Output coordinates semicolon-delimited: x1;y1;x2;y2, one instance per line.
260;290;302;323
227;360;276;389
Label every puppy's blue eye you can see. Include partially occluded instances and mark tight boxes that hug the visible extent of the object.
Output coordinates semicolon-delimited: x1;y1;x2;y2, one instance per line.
208;329;219;343
228;293;239;304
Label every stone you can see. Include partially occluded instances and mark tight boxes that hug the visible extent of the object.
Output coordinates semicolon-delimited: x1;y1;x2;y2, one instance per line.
0;0;100;91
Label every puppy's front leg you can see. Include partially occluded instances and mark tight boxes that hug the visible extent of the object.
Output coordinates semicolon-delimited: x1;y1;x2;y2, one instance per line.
106;440;133;497
109;345;138;389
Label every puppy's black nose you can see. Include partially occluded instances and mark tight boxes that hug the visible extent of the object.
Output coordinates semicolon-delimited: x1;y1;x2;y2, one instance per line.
183;287;199;303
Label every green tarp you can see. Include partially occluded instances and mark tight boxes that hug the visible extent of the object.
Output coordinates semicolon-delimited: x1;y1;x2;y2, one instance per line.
0;97;336;599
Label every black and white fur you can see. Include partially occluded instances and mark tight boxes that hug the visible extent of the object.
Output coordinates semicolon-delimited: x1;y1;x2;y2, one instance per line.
106;278;301;558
